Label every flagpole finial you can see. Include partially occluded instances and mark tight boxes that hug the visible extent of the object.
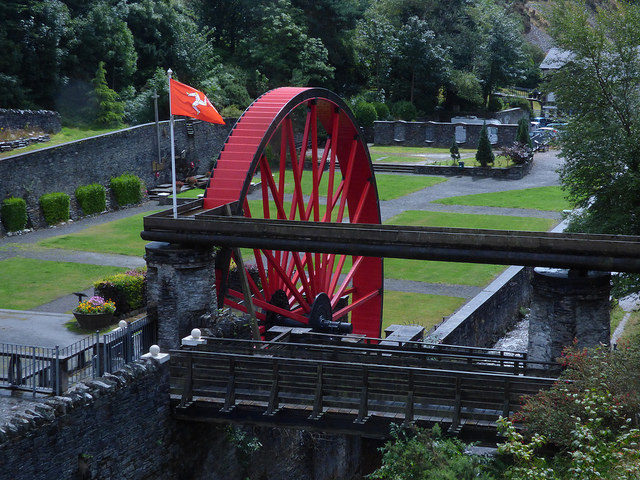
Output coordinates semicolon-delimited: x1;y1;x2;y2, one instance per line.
167;68;173;78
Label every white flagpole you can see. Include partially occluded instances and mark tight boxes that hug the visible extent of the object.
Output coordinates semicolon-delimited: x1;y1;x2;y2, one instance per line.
167;68;178;219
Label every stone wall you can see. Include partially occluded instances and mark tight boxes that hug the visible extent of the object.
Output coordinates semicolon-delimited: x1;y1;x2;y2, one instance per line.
495;108;528;125
376;160;533;180
0;119;232;216
374;120;518;148
0;109;62;133
0;358;362;480
430;266;533;347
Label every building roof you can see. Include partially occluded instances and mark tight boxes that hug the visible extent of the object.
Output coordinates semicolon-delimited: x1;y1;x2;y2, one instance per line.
540;47;574;70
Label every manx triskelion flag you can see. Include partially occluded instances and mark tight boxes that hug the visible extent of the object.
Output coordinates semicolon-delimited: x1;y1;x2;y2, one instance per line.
169;78;225;125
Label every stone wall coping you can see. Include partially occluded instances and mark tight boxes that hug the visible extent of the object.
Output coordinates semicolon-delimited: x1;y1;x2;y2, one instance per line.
0;108;60;116
374;119;519;127
0;359;161;445
430;265;525;342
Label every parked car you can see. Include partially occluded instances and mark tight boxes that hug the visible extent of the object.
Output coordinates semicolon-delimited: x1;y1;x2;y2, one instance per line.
530;117;551;129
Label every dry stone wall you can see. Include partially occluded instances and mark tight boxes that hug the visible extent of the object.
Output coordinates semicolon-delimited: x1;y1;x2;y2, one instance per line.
0;358;362;480
0;109;61;134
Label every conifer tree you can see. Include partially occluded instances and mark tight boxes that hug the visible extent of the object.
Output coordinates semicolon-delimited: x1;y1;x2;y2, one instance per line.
516;117;531;147
93;61;124;128
476;123;495;167
450;137;461;165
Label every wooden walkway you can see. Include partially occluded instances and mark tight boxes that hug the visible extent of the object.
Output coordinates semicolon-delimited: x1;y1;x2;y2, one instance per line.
170;330;558;439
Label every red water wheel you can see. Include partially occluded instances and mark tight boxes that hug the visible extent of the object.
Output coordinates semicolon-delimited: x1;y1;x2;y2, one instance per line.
203;87;383;338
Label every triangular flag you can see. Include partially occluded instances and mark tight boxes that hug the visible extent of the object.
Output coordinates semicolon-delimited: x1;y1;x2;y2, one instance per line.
169;78;225;125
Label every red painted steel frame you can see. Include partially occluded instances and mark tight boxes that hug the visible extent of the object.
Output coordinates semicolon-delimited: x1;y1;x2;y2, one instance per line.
204;87;383;338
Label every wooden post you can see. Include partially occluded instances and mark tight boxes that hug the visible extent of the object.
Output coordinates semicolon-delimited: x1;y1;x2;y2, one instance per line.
311;364;324;419
265;359;280;416
355;366;369;424
225;205;261;341
222;357;236;412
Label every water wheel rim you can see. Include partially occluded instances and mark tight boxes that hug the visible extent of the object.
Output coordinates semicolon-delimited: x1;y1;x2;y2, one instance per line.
204;87;383;338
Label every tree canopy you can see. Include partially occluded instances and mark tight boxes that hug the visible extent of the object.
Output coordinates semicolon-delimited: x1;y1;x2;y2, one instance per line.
0;0;539;125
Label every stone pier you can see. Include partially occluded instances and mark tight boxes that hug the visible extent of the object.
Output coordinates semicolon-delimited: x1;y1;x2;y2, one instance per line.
527;268;611;363
145;241;217;350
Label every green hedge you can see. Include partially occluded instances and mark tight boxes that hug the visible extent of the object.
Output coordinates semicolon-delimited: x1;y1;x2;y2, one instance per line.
94;269;146;316
372;102;390;121
75;183;106;215
110;173;143;206
1;197;27;232
353;101;378;128
391;101;417;121
39;192;70;225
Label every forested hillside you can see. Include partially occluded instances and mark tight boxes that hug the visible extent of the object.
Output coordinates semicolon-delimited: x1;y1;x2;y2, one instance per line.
0;0;542;125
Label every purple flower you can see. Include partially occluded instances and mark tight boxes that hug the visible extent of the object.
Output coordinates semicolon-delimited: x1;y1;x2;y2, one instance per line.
88;296;105;306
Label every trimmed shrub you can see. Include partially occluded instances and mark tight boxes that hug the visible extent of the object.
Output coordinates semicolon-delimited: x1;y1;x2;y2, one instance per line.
352;101;378;128
475;124;495;167
1;197;27;232
220;104;244;118
94;269;146;316
110;173;143;206
391;101;417;121
372;101;390;121
75;183;106;215
487;95;504;112
39;192;70;225
506;97;533;115
450;138;461;165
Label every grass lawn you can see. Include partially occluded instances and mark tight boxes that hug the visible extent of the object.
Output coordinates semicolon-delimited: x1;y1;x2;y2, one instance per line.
387;210;557;231
382;290;466;332
433;186;571;212
618;310;640;345
611;302;626;332
270;171;447;201
37;210;161;256
384;210;556;284
0;126;125;159
0;258;126;310
369;146;476;155
177;188;205;198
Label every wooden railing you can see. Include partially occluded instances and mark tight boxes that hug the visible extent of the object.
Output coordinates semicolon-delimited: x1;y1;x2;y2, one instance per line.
170;343;557;437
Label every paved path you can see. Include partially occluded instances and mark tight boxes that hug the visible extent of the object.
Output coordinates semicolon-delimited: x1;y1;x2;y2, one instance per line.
0;151;564;340
0;309;80;348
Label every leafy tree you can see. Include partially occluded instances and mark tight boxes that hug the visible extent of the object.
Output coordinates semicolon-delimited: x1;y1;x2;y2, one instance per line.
93;61;124;127
471;0;528;106
65;2;137;92
354;11;398;92
476;123;495;167
550;0;640;237
239;0;334;87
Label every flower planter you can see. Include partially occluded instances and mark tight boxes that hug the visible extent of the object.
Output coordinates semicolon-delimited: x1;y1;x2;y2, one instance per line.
73;312;115;330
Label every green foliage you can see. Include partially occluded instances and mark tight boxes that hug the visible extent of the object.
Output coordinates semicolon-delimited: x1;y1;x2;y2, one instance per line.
372;101;390;121
502;142;532;166
1;197;27;232
39;192;70;225
508;97;533;115
94;268;146;315
475;124;495;167
499;388;640;479
353;101;378;127
487;95;504;112
391;100;417;121
450;138;461;165
369;424;495;479
449;70;483;107
93;61;124;128
75;184;106;215
110;173;143;206
550;1;640;238
220;105;244;118
225;426;262;469
516;118;532;146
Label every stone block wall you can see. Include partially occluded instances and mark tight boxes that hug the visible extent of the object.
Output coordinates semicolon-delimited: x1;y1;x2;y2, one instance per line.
0;119;232;229
431;266;533;347
0;358;362;480
0;109;62;134
374;120;518;148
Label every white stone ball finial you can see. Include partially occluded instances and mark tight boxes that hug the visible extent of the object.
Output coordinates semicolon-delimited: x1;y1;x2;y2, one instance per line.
149;345;160;357
118;320;128;330
191;328;201;340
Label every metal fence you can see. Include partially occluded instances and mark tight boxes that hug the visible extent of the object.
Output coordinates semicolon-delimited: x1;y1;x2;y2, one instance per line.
0;316;156;396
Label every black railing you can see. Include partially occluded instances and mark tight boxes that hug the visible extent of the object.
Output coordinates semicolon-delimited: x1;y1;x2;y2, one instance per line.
0;316;156;396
